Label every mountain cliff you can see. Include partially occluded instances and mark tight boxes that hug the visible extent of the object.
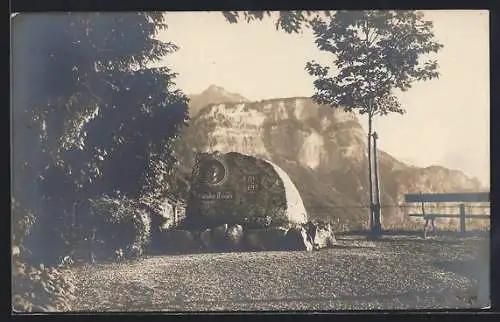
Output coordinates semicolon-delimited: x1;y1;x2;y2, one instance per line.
175;86;484;229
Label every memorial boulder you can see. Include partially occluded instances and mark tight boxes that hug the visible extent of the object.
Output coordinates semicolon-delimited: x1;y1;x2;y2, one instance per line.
183;152;308;229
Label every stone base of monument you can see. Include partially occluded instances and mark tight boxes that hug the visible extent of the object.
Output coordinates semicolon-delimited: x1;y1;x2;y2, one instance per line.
155;221;337;255
282;227;314;251
244;227;289;251
160;230;202;254
312;222;337;250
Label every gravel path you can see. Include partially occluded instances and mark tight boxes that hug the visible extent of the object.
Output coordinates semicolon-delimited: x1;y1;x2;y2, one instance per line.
69;235;489;311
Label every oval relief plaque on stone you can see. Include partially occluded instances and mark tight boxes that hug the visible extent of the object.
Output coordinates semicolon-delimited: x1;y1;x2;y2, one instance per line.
196;157;228;187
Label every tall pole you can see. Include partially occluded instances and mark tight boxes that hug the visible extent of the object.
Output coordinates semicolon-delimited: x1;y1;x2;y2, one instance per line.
367;115;375;232
173;203;178;227
373;132;382;234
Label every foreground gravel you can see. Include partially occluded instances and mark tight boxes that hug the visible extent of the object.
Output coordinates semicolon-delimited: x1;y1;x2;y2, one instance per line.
69;234;489;312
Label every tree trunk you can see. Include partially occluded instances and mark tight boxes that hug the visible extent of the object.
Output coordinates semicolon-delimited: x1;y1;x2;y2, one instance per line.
373;132;382;234
367;115;374;232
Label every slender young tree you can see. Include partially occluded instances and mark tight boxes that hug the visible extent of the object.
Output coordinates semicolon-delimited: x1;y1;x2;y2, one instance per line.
223;10;443;233
304;10;443;234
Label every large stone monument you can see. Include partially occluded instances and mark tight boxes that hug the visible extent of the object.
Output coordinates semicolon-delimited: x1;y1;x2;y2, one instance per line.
182;152;308;229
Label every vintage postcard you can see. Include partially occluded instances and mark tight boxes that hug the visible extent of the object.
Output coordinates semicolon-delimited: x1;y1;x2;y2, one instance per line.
11;10;490;312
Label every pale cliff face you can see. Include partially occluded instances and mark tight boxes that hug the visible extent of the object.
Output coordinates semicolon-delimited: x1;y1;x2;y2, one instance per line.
173;87;483;226
196;97;368;172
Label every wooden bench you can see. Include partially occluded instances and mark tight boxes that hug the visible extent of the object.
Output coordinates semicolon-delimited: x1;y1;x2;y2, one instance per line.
404;192;490;235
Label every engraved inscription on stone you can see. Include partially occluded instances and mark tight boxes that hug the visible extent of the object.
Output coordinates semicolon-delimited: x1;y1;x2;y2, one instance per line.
245;175;260;193
198;190;234;200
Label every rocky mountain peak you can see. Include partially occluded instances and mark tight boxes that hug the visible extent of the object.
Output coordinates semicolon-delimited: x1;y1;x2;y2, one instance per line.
203;84;229;94
187;85;249;118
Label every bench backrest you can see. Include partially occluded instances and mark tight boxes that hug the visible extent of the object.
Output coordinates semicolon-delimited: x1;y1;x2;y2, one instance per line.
404;192;489;203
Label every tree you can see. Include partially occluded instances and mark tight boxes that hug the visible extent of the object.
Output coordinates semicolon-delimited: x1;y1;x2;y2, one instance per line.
223;10;443;233
11;12;188;263
222;11;331;33
304;10;443;234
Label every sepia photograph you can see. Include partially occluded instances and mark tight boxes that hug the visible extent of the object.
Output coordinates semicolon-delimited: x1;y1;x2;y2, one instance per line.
11;10;490;312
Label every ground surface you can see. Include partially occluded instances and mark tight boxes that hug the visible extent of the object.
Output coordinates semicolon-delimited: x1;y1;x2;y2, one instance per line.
69;234;490;312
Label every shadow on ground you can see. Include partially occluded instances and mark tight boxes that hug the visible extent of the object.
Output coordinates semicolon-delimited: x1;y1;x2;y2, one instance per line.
432;259;485;280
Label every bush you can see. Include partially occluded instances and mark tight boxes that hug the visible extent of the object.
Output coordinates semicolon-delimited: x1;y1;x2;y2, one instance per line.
12;200;77;312
89;196;151;260
12;199;36;255
12;256;76;312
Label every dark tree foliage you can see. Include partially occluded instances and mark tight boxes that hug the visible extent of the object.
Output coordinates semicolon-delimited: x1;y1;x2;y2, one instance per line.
305;11;443;116
222;11;332;34
11;12;188;264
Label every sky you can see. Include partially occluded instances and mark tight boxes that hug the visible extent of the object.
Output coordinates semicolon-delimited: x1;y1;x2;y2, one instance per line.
155;10;490;187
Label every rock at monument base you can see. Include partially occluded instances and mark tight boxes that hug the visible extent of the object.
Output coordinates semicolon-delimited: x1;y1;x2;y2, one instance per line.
212;224;229;249
125;244;144;259
225;224;244;249
151;222;333;254
161;230;199;253
312;222;337;250
200;229;213;250
283;227;313;251
244;227;289;251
